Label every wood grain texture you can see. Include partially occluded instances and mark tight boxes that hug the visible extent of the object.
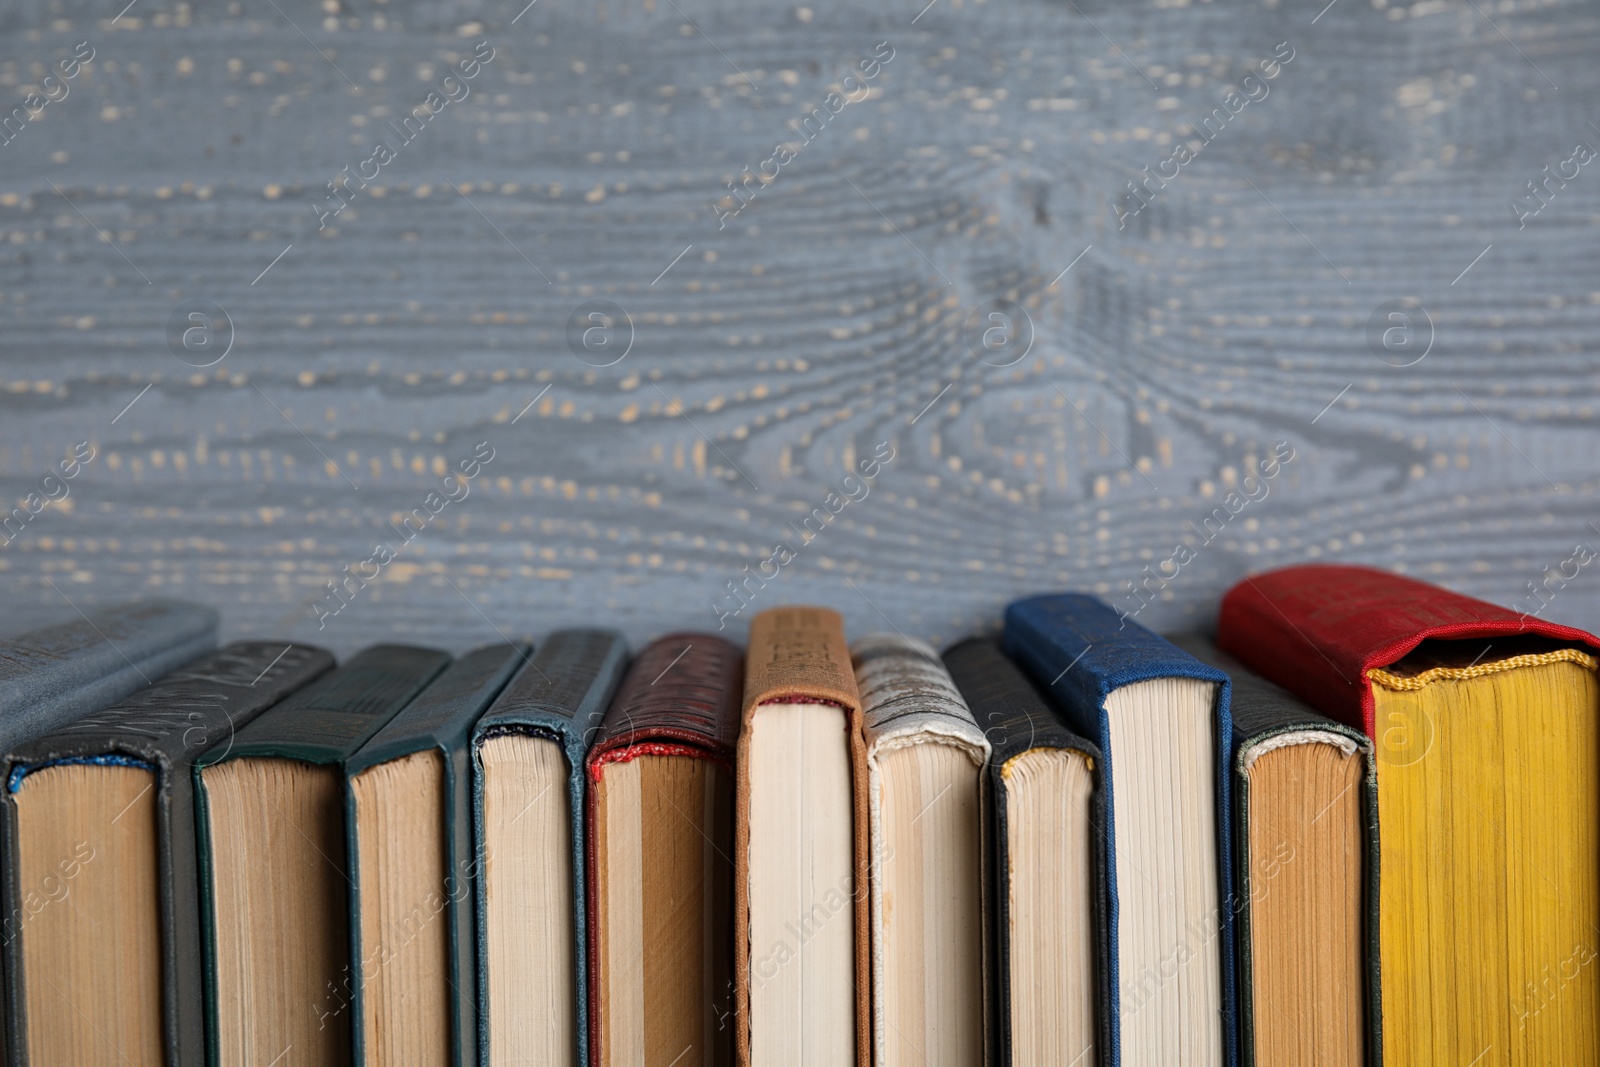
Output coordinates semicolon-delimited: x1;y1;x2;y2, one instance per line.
0;0;1597;660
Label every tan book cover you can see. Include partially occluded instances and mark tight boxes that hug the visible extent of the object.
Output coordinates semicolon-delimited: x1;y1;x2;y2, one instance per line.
734;606;869;1067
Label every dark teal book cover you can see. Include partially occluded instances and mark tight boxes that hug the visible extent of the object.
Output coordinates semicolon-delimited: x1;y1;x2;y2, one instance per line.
345;642;527;1067
193;644;450;1067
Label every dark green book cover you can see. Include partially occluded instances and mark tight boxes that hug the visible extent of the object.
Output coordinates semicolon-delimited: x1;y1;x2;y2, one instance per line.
344;643;528;1067
193;644;449;1067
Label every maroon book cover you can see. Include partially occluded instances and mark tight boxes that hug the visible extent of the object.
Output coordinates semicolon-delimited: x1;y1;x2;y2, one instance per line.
583;633;743;1067
1217;563;1600;737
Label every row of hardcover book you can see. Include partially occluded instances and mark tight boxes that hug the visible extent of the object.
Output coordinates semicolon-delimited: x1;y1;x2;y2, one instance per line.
1;562;1597;1067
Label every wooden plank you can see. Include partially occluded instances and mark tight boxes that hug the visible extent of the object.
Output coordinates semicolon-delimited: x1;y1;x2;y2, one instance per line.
1;0;1597;657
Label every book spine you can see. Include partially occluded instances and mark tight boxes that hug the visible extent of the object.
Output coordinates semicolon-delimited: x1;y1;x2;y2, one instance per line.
735;606;867;1067
471;630;630;1067
592;633;744;758
586;634;742;1067
741;606;860;718
344;643;526;1067
852;633;986;756
209;645;452;763
0;600;218;715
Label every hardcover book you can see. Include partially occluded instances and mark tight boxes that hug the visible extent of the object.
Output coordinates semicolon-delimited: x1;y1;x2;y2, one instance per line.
1172;633;1379;1067
1219;564;1600;1064
345;643;528;1067
470;629;629;1067
1004;594;1235;1067
852;634;988;1067
942;636;1106;1067
734;606;869;1067
585;634;742;1067
1;641;332;1067
194;645;451;1067
0;599;219;751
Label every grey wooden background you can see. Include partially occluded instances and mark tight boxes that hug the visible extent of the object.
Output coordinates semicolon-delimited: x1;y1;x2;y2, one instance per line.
1;0;1596;659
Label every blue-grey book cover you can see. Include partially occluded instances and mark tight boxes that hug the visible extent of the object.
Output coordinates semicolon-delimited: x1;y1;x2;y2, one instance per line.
0;599;219;751
1;641;332;1067
1003;594;1236;1067
470;629;629;1067
0;598;218;1065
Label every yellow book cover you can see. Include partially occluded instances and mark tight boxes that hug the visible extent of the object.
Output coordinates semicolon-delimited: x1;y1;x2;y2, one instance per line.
1219;564;1600;1066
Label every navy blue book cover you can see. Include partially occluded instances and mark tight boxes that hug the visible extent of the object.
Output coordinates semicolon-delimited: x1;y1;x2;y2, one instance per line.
1003;593;1236;1067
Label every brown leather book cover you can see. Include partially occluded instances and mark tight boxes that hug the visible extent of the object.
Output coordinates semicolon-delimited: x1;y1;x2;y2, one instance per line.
585;634;743;1067
733;606;868;1067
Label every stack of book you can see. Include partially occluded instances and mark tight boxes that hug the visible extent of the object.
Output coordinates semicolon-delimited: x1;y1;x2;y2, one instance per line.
2;563;1596;1066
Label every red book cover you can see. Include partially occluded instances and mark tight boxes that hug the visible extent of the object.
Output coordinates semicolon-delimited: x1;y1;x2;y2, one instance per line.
583;633;743;1067
1216;563;1600;737
585;633;742;768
